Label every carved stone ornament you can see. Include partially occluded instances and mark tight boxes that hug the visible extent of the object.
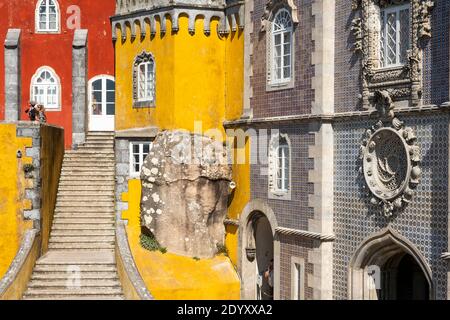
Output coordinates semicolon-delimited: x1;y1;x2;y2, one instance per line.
351;0;434;108
360;90;421;218
260;0;299;32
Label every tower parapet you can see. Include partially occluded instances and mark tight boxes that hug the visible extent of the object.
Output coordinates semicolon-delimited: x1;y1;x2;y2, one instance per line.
112;0;244;40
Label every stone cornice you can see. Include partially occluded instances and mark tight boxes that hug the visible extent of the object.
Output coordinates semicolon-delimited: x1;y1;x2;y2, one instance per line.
224;103;450;127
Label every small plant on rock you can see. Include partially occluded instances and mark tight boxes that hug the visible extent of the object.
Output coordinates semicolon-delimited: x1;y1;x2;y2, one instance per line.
140;232;167;254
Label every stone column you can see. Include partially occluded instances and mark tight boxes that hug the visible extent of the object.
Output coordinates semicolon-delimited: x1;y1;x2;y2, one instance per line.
308;0;335;300
242;0;254;119
72;29;88;148
4;29;21;121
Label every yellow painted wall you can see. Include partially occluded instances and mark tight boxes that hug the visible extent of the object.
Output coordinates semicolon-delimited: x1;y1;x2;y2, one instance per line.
115;12;245;298
115;16;243;136
122;179;240;300
225;136;251;266
0;124;33;278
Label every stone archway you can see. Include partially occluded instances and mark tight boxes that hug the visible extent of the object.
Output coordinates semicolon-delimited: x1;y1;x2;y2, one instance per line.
349;227;434;300
238;200;280;300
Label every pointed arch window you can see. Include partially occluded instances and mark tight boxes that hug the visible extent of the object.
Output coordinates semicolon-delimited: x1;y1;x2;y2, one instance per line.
36;0;60;33
271;9;293;85
31;67;61;110
133;52;156;107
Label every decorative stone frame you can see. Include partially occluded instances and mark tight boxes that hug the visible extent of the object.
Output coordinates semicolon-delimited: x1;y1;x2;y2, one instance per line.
35;0;61;34
349;227;434;300
268;133;292;201
359;90;421;217
290;256;305;300
30;66;62;111
351;0;434;108
238;199;280;300
261;1;298;91
133;52;156;108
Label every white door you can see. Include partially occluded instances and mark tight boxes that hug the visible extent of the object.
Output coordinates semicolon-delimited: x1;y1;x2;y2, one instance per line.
89;76;115;131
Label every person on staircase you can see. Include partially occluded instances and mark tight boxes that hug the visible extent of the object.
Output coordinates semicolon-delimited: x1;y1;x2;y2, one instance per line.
25;101;38;122
36;104;47;124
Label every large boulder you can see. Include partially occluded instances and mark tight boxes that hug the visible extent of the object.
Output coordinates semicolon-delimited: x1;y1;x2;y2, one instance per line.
140;130;232;258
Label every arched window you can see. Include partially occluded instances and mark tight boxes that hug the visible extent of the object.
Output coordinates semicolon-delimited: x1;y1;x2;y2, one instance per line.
133;52;156;107
379;3;410;68
269;134;291;200
271;9;293;85
31;67;60;109
36;0;60;33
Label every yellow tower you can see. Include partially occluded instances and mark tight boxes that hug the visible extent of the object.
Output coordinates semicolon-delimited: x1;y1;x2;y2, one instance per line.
112;0;244;299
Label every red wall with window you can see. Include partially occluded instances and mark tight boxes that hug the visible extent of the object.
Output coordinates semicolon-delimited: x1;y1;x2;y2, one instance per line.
0;0;115;148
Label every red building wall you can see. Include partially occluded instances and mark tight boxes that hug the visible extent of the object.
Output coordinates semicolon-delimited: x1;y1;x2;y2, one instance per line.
0;0;115;148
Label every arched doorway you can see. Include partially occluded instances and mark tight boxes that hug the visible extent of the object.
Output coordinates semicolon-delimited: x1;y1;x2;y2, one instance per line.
349;227;433;300
239;200;279;300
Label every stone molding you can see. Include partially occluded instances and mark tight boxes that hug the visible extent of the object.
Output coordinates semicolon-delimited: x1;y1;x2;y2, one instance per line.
275;227;335;242
0;229;38;296
223;103;450;127
359;96;422;218
133;52;156;108
260;0;299;33
112;3;244;41
351;0;435;108
115;0;233;15
224;218;240;226
116;220;154;300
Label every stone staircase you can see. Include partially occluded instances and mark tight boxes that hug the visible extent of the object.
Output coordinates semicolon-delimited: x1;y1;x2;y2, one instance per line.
23;132;124;300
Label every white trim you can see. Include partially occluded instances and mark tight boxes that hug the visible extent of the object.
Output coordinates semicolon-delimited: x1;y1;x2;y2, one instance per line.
291;257;305;300
35;0;61;34
30;66;61;111
129;141;152;178
270;8;293;86
268;133;292;200
379;3;410;69
88;75;116;131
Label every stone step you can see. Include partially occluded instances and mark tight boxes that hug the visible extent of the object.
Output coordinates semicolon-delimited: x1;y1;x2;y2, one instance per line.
31;272;119;280
60;171;115;176
51;230;115;237
53;217;114;223
34;265;117;272
56;196;114;202
55;201;114;207
57;190;114;196
48;243;115;250
83;143;114;148
52;225;115;231
58;179;115;185
58;185;115;191
87;132;115;136
50;236;115;243
54;206;114;213
54;212;114;218
28;279;121;288
61;162;115;167
24;287;123;296
66;150;114;156
62;165;115;170
64;155;115;161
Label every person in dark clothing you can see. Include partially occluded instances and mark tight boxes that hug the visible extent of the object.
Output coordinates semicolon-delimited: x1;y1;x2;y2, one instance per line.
25;101;38;121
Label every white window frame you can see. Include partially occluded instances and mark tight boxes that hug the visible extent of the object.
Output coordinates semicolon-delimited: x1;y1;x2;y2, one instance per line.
129;141;152;178
291;257;305;300
270;8;293;86
379;3;410;69
30;66;61;111
137;60;155;103
268;133;291;200
35;0;61;33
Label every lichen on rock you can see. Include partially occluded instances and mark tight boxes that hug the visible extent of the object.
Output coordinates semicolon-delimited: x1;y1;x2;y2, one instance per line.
140;130;232;259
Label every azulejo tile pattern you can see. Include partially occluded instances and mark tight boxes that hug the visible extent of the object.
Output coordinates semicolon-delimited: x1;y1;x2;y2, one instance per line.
333;114;449;300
